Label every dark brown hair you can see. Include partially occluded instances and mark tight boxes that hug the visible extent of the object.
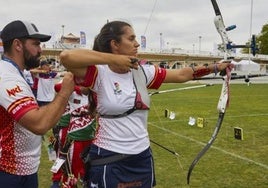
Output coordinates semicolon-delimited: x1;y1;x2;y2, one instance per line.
93;21;132;53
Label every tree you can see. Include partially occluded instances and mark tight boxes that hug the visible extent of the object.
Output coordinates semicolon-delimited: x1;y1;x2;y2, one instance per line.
241;23;268;55
257;23;268;54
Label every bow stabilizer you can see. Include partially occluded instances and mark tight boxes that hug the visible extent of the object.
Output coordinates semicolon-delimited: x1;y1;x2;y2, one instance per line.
195;73;268;82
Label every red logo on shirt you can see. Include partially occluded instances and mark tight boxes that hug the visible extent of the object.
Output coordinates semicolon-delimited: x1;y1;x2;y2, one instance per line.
6;85;23;97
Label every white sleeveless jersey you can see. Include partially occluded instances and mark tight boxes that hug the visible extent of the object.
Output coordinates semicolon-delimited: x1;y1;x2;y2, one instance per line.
0;59;41;175
77;64;166;154
36;71;58;102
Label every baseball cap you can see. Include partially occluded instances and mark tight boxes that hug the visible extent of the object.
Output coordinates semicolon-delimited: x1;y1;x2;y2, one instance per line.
0;20;51;43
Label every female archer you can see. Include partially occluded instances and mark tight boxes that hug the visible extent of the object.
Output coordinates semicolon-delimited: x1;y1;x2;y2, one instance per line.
60;20;232;188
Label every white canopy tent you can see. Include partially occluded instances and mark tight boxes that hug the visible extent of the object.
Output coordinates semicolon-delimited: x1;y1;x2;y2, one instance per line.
233;59;260;72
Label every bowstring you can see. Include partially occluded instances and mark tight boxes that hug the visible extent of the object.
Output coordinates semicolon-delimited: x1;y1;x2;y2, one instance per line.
149;92;184;171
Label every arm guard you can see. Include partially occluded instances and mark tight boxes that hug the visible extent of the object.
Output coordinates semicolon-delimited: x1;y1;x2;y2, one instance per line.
192;66;211;79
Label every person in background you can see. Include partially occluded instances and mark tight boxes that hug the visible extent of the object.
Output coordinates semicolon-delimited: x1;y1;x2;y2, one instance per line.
23;68;40;98
0;20;74;188
23;69;34;88
31;74;39;98
31;60;60;106
50;84;97;188
60;20;233;188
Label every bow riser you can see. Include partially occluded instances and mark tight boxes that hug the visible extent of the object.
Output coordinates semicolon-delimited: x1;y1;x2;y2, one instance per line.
214;15;232;59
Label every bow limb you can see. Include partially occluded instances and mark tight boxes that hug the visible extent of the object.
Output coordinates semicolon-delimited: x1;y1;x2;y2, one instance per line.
187;113;224;184
187;67;231;184
187;0;232;184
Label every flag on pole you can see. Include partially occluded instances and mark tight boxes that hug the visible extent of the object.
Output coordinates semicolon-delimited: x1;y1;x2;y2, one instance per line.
80;31;86;45
141;35;146;50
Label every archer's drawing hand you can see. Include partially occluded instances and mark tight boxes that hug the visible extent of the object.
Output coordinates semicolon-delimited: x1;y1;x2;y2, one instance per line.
109;55;139;74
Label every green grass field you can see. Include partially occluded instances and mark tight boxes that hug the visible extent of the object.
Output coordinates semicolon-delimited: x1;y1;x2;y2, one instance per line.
38;82;268;188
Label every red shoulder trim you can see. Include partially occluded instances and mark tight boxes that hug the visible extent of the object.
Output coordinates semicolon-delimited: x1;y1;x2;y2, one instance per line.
148;66;166;89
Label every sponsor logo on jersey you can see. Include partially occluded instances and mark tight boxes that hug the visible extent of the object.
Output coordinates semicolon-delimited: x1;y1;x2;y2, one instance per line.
6;85;22;97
